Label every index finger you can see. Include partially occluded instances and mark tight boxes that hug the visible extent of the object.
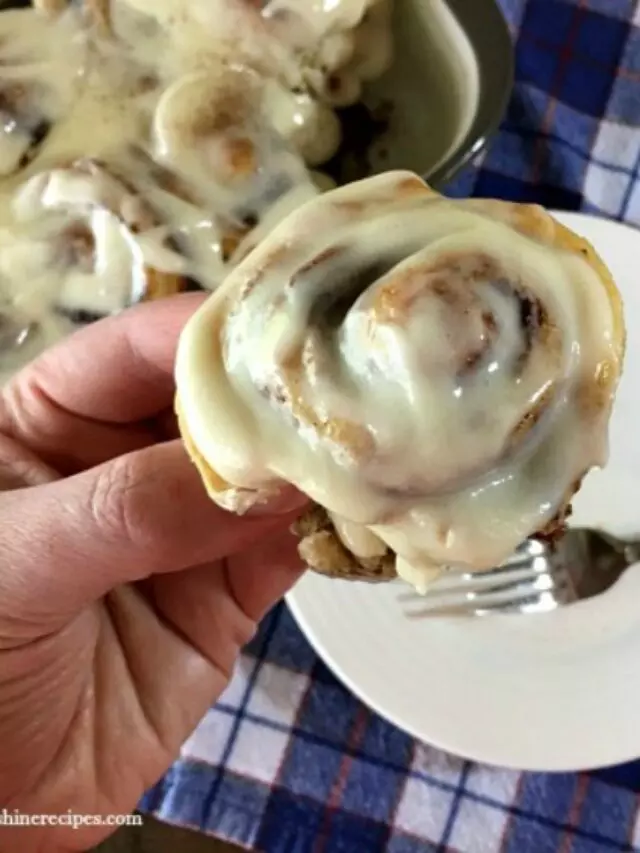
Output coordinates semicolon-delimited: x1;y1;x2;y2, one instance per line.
6;293;206;424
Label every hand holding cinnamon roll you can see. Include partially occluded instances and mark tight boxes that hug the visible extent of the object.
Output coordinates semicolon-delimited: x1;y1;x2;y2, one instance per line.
175;171;625;590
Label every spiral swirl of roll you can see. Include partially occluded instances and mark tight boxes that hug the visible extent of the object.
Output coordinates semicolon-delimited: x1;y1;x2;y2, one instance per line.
177;171;624;586
14;158;185;311
0;157;184;389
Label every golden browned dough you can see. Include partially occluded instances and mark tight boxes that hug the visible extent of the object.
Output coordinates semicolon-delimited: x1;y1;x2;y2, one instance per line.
292;505;397;581
142;268;186;301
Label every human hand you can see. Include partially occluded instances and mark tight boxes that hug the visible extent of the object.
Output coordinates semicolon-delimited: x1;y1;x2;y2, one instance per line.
0;294;306;853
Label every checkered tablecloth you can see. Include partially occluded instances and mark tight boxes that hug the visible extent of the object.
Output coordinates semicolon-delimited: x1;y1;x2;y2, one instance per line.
140;1;640;850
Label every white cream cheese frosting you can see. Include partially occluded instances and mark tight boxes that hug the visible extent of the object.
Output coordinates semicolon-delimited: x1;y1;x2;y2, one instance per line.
175;171;625;589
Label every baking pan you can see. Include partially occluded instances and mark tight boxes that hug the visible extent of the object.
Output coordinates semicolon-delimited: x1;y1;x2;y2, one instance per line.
361;0;514;187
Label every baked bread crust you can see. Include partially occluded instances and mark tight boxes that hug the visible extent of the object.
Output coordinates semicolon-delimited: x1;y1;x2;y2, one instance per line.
293;505;398;581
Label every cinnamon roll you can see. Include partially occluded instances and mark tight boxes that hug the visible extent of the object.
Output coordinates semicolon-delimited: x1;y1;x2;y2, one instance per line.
262;0;394;108
0;8;85;177
175;171;625;590
0;158;185;383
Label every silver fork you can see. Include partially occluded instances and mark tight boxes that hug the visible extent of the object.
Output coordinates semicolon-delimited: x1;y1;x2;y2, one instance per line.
401;528;640;617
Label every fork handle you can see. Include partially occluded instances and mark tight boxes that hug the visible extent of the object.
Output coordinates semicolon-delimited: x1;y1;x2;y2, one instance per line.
623;543;640;565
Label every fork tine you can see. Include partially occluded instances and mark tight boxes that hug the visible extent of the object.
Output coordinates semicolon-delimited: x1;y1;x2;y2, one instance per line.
470;572;555;604
405;596;552;618
499;538;547;565
484;553;544;574
398;559;549;603
449;574;553;603
468;589;558;615
405;578;555;617
403;562;556;616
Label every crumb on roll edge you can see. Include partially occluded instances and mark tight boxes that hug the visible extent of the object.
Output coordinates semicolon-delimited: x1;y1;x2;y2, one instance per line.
292;504;398;581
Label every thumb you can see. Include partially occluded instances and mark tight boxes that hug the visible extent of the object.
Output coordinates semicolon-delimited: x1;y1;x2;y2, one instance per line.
0;440;298;624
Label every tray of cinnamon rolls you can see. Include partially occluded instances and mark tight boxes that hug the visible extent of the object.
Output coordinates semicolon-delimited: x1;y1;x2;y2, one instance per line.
0;0;510;380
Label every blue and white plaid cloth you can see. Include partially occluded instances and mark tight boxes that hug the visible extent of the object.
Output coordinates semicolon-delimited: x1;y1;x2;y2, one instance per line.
140;1;640;850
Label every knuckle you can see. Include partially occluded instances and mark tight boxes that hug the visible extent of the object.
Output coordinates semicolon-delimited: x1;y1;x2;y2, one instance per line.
0;434;58;489
89;455;151;549
0;371;74;472
0;377;37;441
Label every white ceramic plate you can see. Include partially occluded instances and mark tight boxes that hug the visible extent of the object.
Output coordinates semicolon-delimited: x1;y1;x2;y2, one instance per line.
287;212;640;772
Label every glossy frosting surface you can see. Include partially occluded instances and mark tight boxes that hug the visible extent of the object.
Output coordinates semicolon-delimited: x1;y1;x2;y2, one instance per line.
176;171;624;588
